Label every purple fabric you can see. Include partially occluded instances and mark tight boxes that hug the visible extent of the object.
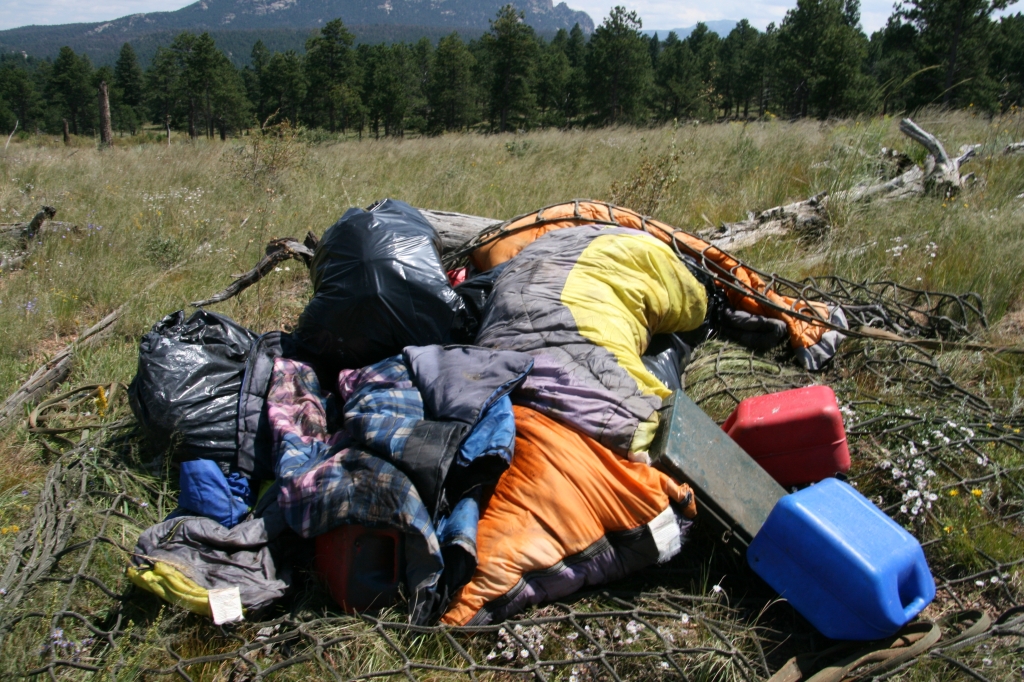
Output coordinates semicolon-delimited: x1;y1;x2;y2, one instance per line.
513;353;659;453
471;544;634;626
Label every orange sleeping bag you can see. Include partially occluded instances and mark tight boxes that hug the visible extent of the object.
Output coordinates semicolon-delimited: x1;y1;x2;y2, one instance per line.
443;405;695;625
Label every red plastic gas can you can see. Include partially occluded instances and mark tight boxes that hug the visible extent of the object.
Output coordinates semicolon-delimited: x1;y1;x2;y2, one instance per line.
722;385;850;487
314;525;403;613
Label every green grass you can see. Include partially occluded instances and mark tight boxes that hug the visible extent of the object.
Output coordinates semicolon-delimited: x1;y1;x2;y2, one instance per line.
1;110;1024;679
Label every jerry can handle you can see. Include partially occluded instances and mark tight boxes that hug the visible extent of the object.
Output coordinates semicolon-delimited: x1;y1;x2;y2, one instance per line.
898;559;936;622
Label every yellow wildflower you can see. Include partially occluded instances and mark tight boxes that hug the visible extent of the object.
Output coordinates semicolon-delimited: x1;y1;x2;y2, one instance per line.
943;525;952;534
949;489;959;496
971;489;983;497
95;386;108;418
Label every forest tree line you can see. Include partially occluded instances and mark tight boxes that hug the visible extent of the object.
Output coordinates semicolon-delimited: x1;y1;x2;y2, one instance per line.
2;0;1023;140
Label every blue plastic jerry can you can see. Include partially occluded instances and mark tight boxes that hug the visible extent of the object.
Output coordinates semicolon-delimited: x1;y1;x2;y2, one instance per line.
747;478;935;641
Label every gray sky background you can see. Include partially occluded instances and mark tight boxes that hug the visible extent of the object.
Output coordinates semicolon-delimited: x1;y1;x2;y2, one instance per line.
0;0;1015;34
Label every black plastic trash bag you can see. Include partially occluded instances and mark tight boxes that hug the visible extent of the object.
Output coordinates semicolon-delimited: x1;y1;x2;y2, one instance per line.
129;309;258;471
295;199;468;370
642;334;694;392
454;261;511;340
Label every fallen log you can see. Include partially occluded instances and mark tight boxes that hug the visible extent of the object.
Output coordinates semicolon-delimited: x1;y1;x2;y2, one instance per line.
0;309;121;431
0;206;57;244
705;194;829;250
704;118;978;250
1;206;67;271
419;208;499;252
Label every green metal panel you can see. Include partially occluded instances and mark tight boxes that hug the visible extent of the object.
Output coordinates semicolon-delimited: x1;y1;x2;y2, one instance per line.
651;391;786;552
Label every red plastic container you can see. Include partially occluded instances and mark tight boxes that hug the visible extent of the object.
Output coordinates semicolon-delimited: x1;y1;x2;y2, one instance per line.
722;385;850;488
314;525;403;613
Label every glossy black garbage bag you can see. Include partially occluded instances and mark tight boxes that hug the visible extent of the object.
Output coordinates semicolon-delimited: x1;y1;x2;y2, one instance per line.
295;199;468;370
129;309;258;471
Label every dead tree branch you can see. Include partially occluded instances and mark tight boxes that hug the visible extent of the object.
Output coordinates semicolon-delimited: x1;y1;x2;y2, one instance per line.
189;238;314;308
190;209;497;309
1;206;61;271
0;309;121;431
704;194;830;250
706;119;981;250
1005;142;1024;155
0;243;208;431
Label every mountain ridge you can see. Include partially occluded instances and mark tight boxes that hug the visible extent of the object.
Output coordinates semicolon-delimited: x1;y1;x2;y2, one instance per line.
0;0;593;65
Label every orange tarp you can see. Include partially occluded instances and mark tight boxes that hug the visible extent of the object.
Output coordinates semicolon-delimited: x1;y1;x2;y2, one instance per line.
470;201;831;350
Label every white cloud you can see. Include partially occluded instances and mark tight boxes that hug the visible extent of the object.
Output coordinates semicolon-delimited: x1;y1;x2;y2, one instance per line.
572;0;908;34
0;1;193;31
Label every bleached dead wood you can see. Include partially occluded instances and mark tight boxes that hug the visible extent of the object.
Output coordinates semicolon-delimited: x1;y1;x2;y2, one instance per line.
706;118;981;250
704;194;830;250
1005;142;1024;155
0;309;121;431
0;242;205;432
842;119;978;203
419;208;499;252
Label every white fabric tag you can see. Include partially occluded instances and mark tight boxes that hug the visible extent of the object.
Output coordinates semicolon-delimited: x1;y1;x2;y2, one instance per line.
648;506;682;563
208;587;244;625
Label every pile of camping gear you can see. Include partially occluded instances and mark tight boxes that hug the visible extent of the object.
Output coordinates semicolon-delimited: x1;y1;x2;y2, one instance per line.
126;198;935;642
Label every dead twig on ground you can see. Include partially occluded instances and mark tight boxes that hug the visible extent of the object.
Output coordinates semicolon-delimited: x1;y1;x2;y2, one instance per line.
190;235;316;308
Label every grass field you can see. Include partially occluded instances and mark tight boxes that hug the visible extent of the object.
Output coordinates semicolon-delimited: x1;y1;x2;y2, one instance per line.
1;111;1023;679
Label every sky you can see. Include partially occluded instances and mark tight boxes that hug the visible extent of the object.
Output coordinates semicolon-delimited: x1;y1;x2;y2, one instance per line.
0;0;1009;34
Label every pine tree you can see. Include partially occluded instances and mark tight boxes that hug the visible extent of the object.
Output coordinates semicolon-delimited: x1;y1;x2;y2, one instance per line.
265;50;306;125
991;13;1024;107
720;20;761;117
0;60;41;132
113;43;144;134
362;43;411;138
655;32;706;119
304;19;356;132
483;5;539;132
114;44;144;110
408;37;434;133
145;46;181;139
245;40;274;125
868;17;922;113
586;6;652;124
210;56;250;139
48;46;94;135
685;24;723;117
897;0;1014;109
775;0;872;117
550;24;586;124
535;41;572;126
428;33;476;132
